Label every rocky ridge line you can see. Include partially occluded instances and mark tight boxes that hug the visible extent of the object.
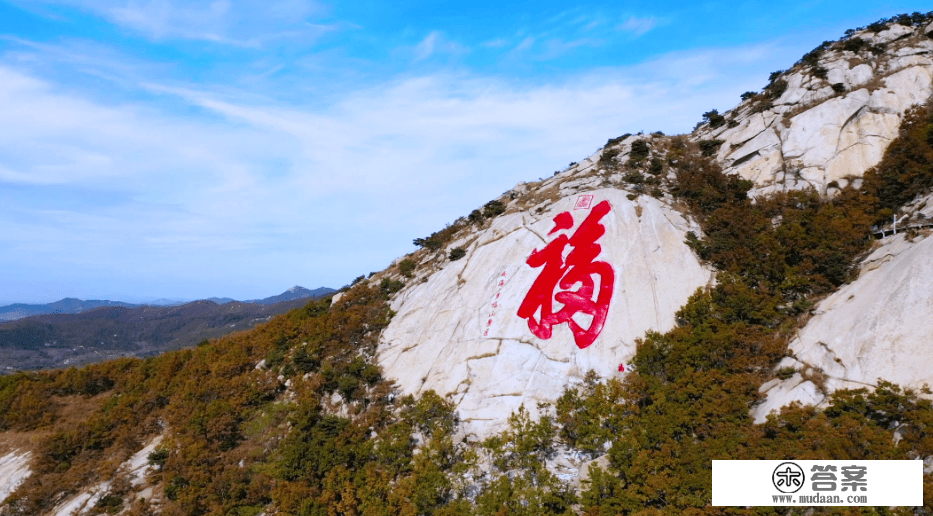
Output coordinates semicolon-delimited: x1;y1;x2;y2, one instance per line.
694;20;933;197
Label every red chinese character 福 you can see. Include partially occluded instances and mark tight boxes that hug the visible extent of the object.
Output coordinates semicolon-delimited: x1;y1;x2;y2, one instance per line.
517;200;614;349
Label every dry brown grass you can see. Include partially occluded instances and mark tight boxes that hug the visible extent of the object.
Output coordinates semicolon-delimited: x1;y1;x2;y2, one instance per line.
0;431;42;456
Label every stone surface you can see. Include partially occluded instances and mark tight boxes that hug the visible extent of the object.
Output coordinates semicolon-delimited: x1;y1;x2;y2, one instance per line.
793;232;933;391
756;226;933;419
0;451;31;503
379;189;712;438
3;434;166;516
695;23;933;196
751;373;823;424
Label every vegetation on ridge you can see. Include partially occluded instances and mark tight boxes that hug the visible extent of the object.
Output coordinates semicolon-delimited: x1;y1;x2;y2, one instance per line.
4;14;933;515
696;11;933;129
552;99;933;515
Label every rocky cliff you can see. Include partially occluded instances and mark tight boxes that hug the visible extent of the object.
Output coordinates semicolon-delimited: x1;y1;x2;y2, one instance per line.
4;14;933;516
696;20;933;197
753;192;933;422
379;187;712;438
376;19;933;437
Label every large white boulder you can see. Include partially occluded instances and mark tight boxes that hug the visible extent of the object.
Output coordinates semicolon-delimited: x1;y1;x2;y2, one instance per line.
698;24;933;196
0;451;31;503
755;222;933;421
791;232;933;393
379;188;713;438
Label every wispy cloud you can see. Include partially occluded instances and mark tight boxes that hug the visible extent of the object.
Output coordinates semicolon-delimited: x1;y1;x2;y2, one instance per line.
539;38;603;59
12;0;326;46
0;33;804;302
412;31;469;60
618;16;657;37
482;38;509;48
514;36;535;52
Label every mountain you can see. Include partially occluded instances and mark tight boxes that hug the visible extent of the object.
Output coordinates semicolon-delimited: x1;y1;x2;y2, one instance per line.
244;286;337;305
377;188;713;438
203;297;236;305
0;287;336;372
0;299;138;322
0;286;335;322
678;19;933;422
376;18;933;438
3;13;933;515
0;297;324;373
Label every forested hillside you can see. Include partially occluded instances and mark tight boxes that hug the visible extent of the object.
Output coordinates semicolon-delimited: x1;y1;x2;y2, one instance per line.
0;298;317;373
3;12;933;516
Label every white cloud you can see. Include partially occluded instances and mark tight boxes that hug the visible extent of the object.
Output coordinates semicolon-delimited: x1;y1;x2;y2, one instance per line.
619;16;657;37
0;36;803;302
515;36;535;52
482;38;509;48
13;0;324;46
414;31;440;60
412;31;469;61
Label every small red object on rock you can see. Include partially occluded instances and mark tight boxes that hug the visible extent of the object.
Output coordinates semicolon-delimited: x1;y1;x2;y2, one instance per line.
618;363;625;372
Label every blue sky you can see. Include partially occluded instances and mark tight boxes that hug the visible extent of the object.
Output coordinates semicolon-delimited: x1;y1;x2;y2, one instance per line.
0;0;928;304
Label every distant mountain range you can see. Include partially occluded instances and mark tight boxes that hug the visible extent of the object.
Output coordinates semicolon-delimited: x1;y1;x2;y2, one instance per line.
0;286;335;322
0;286;336;372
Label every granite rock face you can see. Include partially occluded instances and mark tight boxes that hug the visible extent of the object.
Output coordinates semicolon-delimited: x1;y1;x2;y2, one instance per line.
0;451;31;504
379;187;712;438
376;23;933;436
695;22;933;422
694;23;933;197
752;195;933;422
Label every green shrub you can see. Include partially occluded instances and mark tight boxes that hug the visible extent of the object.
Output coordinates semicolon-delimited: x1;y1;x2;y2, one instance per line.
628;140;649;163
605;134;631;146
164;475;188;501
832;82;846;93
702;109;726;128
95;494;122;514
399;258;415;278
482;200;505;218
866;19;890;32
412;237;442;250
265;346;287;369
147;448;169;468
414;218;469;252
448;247;466;261
698;139;725;156
292;345;320;373
379;278;404;297
478;405;577;514
766;78;788;99
843;37;869;53
598;148;621;169
861;101;933;222
798;40;832;67
648;157;663;175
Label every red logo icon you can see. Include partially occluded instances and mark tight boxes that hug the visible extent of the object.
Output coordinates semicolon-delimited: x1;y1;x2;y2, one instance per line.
574;194;594;210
